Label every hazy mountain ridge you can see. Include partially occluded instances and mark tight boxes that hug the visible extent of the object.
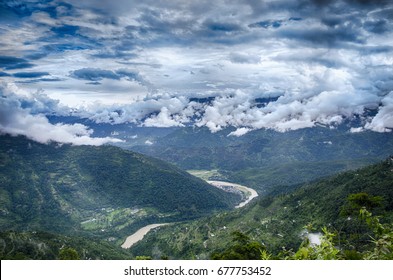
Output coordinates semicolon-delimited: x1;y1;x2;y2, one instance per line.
132;125;393;193
45;116;393;194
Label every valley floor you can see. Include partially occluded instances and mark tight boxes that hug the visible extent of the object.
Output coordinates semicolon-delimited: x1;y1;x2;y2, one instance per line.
120;179;257;250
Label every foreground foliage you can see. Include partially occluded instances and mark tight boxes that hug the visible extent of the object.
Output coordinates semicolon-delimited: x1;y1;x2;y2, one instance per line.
210;207;393;260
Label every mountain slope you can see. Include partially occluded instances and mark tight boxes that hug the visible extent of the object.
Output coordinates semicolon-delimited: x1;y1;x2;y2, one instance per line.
0;135;240;240
130;158;393;259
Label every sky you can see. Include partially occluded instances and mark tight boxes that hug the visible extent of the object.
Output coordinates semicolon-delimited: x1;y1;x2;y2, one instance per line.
1;0;393;144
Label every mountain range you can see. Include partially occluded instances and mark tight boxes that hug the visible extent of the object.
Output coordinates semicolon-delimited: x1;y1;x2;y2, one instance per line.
0;134;239;257
1;118;393;259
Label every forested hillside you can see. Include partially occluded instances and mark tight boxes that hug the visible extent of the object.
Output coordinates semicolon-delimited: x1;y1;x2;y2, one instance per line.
0;135;240;243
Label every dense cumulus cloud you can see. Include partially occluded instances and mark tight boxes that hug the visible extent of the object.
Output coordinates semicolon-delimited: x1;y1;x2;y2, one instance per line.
0;0;392;141
0;83;122;145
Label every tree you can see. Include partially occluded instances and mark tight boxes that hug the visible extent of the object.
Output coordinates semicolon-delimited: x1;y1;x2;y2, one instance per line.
360;208;393;260
341;192;383;217
58;247;80;260
292;227;341;260
211;231;268;260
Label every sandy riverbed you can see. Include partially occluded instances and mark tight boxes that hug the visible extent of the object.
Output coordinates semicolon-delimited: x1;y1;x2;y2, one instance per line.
121;223;169;249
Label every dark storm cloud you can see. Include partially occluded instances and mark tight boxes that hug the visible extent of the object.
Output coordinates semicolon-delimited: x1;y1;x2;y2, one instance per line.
363;20;389;34
119;8;201;48
344;0;390;6
2;0;385;66
244;1;376;49
278;22;365;48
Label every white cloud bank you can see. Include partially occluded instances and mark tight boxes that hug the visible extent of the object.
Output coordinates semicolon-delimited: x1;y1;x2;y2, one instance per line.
79;85;392;135
67;56;392;135
364;92;393;133
0;82;123;145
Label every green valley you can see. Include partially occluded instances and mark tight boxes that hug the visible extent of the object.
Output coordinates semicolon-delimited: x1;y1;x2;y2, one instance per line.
0;134;240;259
130;158;393;259
1;131;393;260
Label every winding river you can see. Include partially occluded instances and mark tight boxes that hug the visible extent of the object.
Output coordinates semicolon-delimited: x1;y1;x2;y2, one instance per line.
121;181;258;249
207;180;259;208
121;223;169;249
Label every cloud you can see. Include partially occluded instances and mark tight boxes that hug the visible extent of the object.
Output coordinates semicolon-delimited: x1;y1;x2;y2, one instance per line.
77;71;392;134
115;69;141;81
69;67;148;88
364;92;393;132
84;94;190;124
203;20;243;32
0;82;69;115
227;127;251;137
229;52;260;64
0;0;392;136
0;82;123;145
350;127;364;133
278;25;365;48
70;68;120;81
363;19;389;34
249;20;283;29
143;107;185;127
